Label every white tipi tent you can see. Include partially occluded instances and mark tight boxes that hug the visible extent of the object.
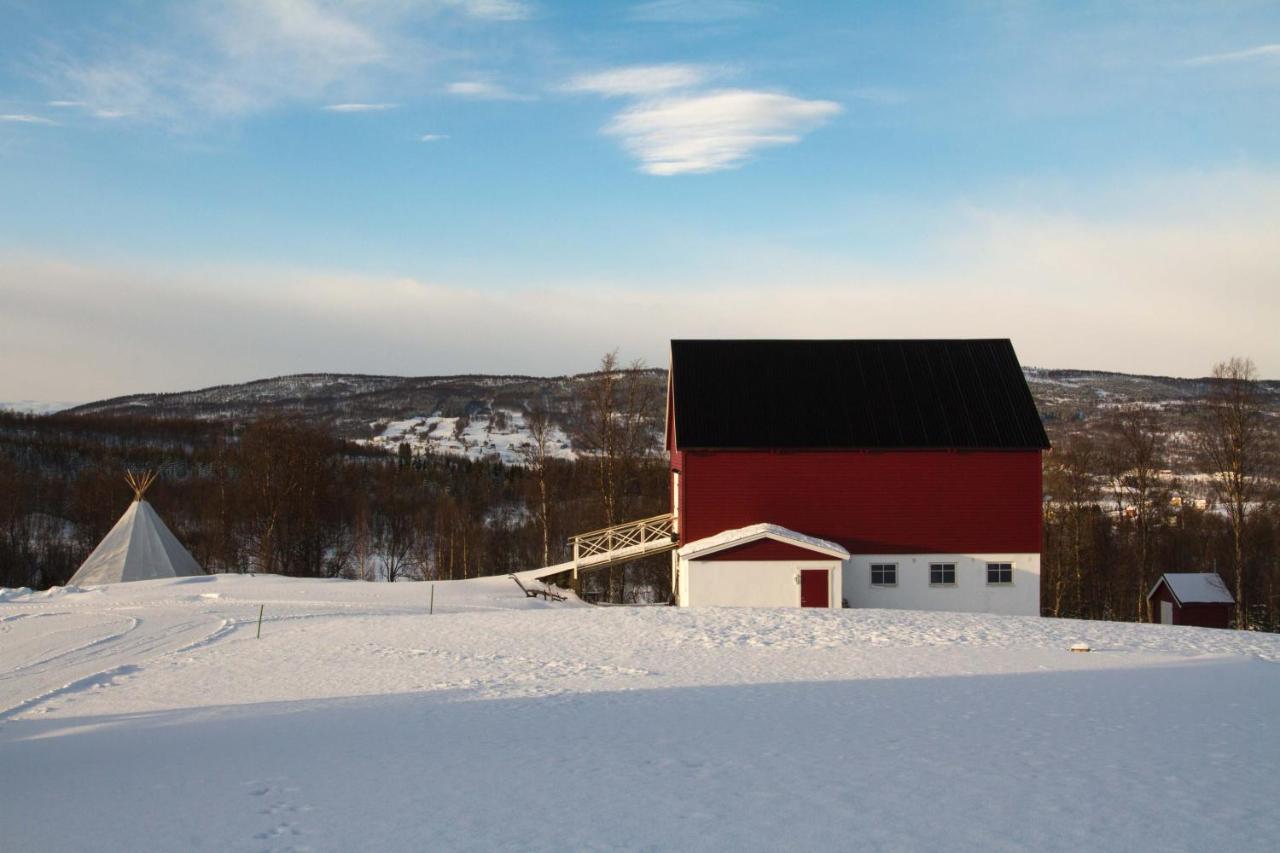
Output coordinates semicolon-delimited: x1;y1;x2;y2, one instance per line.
69;471;204;585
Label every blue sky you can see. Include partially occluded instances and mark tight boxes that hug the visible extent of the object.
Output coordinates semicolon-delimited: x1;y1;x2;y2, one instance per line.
2;1;1279;400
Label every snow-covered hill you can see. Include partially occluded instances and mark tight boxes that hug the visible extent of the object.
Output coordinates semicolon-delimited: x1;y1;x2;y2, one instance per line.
0;400;79;415
48;366;1280;470
3;575;1278;851
363;409;577;464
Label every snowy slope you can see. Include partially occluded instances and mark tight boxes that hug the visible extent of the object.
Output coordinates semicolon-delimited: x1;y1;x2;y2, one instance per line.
3;575;1279;852
363;408;576;464
51;367;1280;472
0;400;79;414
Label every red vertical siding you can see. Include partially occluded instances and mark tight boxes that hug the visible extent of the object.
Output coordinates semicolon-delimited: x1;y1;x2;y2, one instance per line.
677;449;1043;554
1176;604;1232;629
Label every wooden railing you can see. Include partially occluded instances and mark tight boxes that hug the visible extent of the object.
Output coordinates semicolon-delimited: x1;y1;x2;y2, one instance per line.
570;513;677;576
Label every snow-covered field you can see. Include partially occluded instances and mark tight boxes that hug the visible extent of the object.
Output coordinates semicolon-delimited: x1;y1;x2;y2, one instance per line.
363;409;576;464
3;575;1279;852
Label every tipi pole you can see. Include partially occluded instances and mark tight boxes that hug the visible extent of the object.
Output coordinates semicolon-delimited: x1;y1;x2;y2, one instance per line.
124;469;157;502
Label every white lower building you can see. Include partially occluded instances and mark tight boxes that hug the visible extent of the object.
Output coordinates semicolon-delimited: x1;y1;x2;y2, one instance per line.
673;524;1040;615
674;524;847;609
841;553;1040;615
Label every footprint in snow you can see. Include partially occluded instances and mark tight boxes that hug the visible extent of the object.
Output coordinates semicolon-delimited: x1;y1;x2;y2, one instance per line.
245;778;311;852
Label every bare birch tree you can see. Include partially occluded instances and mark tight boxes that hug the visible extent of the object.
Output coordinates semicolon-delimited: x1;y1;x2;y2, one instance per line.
1044;434;1099;617
373;465;419;582
1112;408;1167;620
575;351;659;527
574;351;660;601
520;397;555;568
1197;357;1266;628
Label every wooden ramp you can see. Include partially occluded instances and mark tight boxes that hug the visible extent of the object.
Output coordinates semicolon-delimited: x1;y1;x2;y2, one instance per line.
569;514;677;580
517;514;677;586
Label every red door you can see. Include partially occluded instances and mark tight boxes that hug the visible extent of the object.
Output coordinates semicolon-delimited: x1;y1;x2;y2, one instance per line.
800;569;829;608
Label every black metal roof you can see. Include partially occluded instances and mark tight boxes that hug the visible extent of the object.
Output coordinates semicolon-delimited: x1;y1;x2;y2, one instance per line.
669;339;1050;450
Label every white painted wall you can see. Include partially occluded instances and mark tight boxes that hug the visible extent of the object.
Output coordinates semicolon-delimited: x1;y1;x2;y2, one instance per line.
671;472;680;535
674;550;687;605
841;554;1040;616
677;556;842;608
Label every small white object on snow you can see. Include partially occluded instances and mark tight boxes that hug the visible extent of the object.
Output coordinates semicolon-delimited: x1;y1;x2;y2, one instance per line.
1070;642;1091;652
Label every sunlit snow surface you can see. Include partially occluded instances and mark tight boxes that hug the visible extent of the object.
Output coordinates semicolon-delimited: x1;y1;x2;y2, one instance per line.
2;574;1278;852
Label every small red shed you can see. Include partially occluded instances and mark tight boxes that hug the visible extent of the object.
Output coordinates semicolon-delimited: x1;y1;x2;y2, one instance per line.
1147;573;1235;629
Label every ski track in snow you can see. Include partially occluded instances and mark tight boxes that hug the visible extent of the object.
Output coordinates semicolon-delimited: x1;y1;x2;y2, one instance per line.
0;608;229;720
2;574;1279;852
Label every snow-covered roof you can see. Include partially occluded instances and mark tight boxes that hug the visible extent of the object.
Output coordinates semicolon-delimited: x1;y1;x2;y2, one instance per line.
676;523;849;560
1148;573;1235;606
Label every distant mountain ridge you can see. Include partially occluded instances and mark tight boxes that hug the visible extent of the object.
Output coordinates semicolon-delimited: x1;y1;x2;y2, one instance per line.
0;401;81;415
59;366;1280;466
64;371;668;460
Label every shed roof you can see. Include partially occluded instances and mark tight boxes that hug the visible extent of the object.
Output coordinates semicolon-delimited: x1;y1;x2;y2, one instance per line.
1148;572;1235;606
668;339;1050;450
677;523;849;561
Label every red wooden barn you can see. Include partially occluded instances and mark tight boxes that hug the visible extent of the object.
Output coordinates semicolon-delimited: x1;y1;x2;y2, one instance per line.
1147;573;1235;628
666;339;1050;613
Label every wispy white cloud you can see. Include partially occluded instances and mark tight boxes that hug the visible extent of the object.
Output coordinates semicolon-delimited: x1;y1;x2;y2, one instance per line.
323;102;398;112
1183;43;1280;66
0;113;57;125
419;133;449;142
603;88;840;175
40;0;390;123
564;64;713;96
32;0;539;124
445;80;530;100
569;62;840;175
443;0;534;21
41;100;128;119
629;0;764;23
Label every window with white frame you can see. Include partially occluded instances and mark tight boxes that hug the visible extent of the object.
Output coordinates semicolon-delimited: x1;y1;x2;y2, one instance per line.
870;563;897;586
987;562;1013;585
929;563;956;585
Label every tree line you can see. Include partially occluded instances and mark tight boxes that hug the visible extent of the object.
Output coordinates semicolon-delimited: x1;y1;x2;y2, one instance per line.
1043;358;1278;629
0;354;668;601
2;354;1277;624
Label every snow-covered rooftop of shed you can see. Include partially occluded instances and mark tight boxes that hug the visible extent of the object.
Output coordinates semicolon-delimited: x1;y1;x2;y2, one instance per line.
676;523;849;560
1153;572;1235;605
